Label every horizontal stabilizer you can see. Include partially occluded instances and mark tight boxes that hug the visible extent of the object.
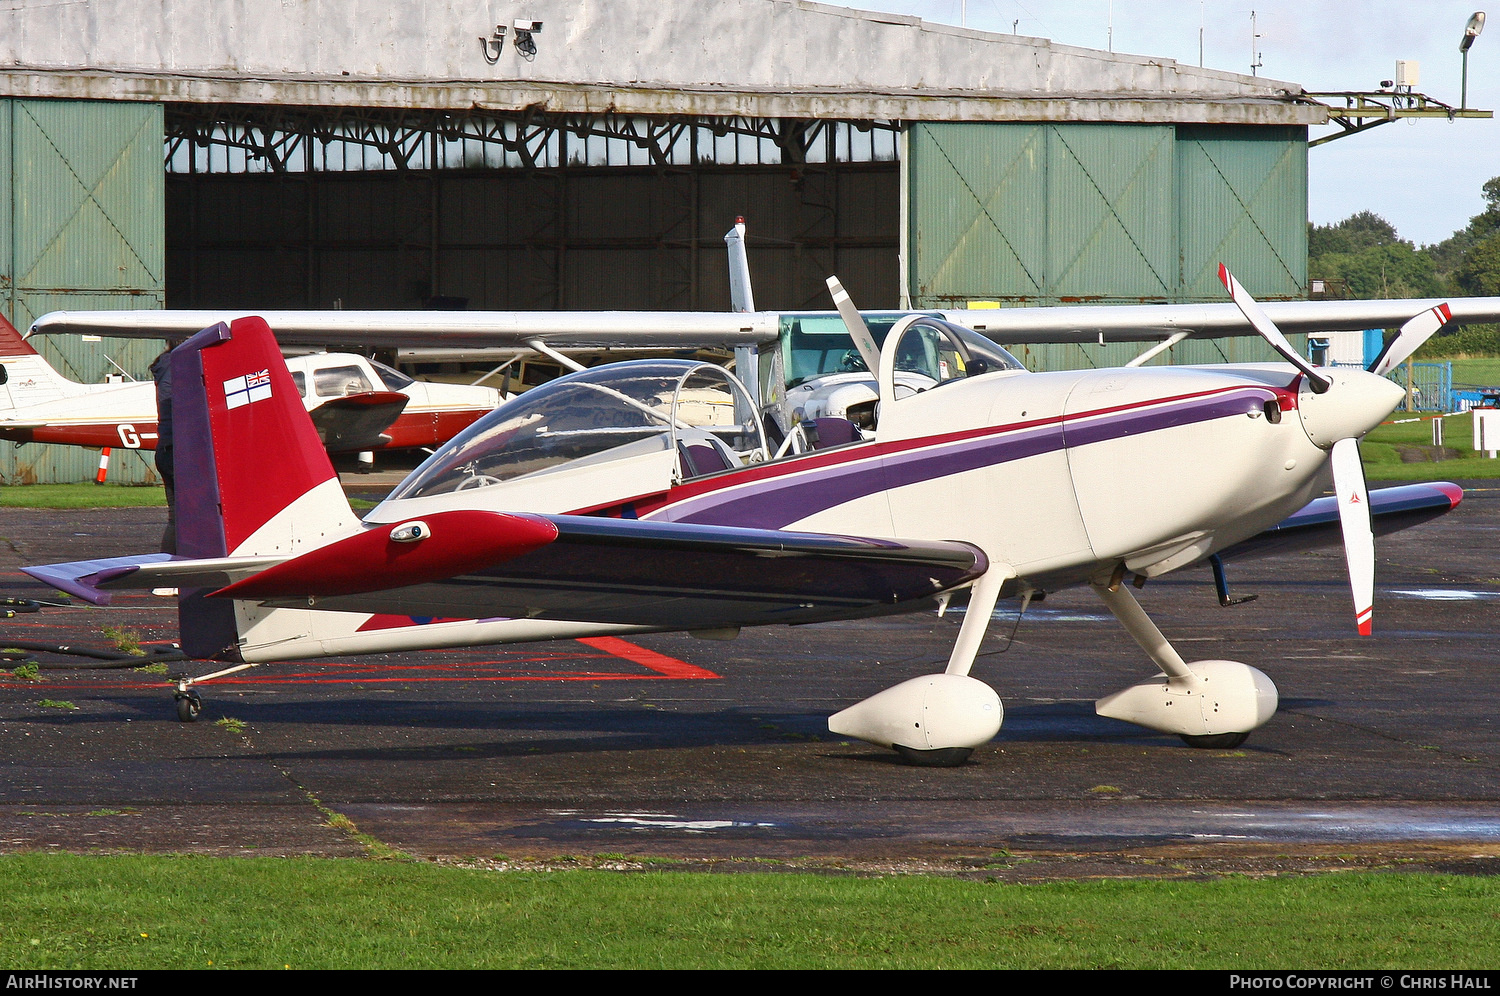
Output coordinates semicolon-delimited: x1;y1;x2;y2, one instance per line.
309;390;408;452
23;553;287;604
25;554;175;605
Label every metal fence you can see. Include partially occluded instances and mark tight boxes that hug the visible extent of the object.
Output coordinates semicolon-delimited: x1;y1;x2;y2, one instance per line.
1336;360;1455;412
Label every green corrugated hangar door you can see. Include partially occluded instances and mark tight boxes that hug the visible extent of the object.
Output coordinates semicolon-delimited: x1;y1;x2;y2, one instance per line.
0;99;165;484
1176;125;1307;301
906;121;1308;370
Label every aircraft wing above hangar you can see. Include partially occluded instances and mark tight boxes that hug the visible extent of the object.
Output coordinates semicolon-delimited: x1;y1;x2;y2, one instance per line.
29;311;782;349
27;297;1500;348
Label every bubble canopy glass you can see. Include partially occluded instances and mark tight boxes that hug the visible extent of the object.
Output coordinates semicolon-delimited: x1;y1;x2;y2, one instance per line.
389;359;765;499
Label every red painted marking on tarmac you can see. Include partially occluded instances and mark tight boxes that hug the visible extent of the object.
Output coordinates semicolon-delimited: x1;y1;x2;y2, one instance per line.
0;638;719;690
576;636;718;679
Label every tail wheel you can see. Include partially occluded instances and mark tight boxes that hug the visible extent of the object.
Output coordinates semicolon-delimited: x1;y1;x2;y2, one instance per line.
174;691;202;723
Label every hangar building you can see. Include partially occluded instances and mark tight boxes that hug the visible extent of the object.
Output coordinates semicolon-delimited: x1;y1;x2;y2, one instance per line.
0;0;1326;482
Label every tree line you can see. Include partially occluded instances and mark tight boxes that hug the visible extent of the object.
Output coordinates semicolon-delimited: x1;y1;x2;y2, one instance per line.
1309;177;1500;356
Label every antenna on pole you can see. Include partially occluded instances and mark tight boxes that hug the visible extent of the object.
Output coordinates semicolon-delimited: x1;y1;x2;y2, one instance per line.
1250;10;1263;76
1200;2;1205;67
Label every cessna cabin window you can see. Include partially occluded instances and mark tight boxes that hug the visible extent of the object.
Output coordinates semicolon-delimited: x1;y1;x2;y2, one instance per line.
390;360;766;499
782;315;908;388
314;365;375;397
890;319;1025;391
289;371;307;398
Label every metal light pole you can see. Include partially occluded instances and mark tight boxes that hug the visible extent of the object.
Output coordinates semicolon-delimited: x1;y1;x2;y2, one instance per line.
1462;12;1486;110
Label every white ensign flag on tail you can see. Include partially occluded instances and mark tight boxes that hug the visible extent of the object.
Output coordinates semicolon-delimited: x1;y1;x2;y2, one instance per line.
223;369;272;410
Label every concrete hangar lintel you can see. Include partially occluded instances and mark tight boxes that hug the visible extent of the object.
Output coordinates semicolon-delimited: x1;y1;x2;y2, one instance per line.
2;0;1322;124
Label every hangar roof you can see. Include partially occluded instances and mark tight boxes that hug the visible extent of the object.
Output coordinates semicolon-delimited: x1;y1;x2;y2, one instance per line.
0;0;1324;126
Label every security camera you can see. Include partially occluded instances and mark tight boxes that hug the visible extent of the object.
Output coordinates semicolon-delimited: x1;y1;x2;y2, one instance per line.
513;19;542;59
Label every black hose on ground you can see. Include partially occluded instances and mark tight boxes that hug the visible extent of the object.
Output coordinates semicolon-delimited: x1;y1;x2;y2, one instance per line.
0;639;186;669
0;597;71;618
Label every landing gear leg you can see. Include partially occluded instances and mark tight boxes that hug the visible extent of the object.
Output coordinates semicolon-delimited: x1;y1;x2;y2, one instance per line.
169;663;259;723
944;566;1009;678
1091;579;1277;745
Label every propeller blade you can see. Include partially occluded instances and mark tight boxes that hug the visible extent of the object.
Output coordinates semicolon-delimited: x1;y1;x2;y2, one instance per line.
1367;303;1452;377
1218;264;1333;394
1331;436;1375;635
826;276;882;374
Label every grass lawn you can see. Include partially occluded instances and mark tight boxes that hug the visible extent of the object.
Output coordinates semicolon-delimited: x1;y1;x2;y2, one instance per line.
1361;411;1500;482
0;483;166;508
1448;358;1500;390
0;483;379;510
1;854;1497;969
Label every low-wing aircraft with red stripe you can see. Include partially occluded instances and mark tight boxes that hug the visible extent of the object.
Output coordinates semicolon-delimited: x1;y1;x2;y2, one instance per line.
0;312;500;463
21;269;1485;764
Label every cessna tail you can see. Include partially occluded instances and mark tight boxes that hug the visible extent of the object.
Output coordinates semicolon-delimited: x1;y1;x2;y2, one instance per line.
0;310;107;413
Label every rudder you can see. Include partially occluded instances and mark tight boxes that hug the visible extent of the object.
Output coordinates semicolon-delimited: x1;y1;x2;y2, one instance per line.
170;317;360;658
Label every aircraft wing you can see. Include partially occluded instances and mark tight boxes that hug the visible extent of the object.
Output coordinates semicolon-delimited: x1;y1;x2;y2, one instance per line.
28;297;1500;348
28;310;780;348
308;391;409;453
1216;482;1463;563
942;299;1500;341
27;511;989;629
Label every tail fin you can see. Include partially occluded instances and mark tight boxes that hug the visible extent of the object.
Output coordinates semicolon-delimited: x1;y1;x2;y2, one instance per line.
0;311;39;357
0;310;77;411
171;317;360;657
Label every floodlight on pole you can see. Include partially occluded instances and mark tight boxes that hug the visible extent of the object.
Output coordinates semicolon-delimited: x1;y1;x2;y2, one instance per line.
1462;12;1486;109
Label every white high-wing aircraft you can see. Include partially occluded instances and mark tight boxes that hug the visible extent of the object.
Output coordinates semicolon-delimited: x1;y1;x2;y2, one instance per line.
22;268;1476;765
27;219;1476;449
0;311;501;459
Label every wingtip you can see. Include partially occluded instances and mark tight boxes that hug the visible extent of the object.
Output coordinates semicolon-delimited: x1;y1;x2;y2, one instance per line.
1433;482;1464;508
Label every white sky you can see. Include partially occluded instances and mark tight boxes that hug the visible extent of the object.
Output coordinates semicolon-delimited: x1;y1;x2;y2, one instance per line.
832;1;1499;247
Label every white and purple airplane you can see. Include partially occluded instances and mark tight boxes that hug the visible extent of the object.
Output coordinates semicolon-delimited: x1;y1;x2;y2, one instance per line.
23;268;1476;765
